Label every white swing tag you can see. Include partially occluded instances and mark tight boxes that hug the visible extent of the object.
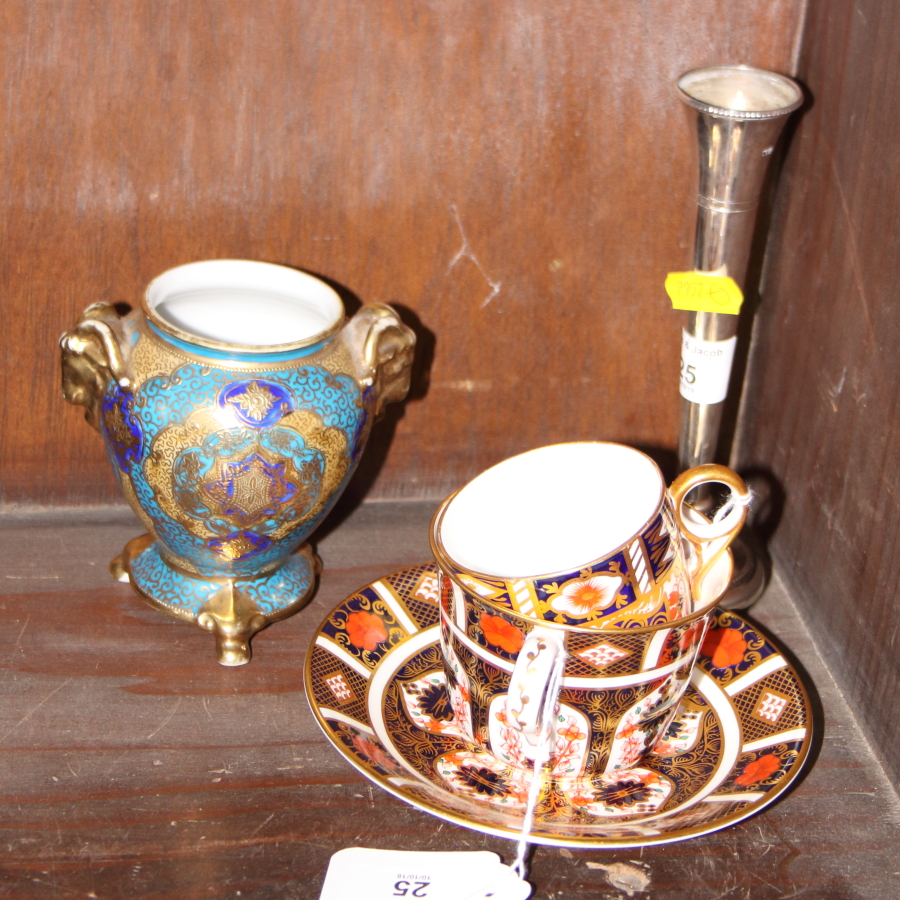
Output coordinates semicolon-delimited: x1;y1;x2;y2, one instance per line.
319;848;533;900
679;329;738;404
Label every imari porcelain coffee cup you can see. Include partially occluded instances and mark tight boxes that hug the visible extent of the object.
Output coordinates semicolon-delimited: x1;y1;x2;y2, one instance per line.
61;260;414;665
430;442;749;778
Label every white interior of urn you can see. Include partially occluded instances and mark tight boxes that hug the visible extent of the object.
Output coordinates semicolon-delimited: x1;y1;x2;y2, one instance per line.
439;443;664;578
678;67;801;113
146;260;344;348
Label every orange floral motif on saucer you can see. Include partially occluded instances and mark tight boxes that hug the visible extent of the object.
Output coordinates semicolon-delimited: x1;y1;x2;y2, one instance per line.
735;753;781;786
346;611;389;653
702;626;748;669
305;563;814;848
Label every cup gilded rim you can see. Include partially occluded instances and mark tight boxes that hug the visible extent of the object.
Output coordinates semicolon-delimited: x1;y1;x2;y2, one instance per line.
431;441;668;584
432;496;733;636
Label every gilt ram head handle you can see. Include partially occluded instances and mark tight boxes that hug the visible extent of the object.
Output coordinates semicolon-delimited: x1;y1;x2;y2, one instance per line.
60;303;132;432
350;304;416;418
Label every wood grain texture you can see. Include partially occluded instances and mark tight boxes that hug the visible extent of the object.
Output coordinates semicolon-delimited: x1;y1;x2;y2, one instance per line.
0;0;805;506
732;0;900;788
1;502;898;898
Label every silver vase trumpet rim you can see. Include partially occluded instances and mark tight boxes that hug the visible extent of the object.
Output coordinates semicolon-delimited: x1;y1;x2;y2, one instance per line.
676;64;803;121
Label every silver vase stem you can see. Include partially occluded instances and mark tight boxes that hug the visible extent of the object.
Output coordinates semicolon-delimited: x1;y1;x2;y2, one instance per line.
676;66;802;473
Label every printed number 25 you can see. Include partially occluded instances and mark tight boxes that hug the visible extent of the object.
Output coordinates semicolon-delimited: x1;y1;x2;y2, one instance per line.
680;361;697;384
394;881;429;897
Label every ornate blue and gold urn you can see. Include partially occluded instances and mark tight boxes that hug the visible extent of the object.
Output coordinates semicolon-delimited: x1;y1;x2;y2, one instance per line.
61;260;415;665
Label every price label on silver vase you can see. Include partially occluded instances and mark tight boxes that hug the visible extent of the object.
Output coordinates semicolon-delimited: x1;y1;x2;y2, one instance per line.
679;330;737;404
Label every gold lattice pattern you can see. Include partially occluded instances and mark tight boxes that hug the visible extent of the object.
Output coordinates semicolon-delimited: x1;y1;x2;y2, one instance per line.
730;667;806;744
402;595;441;630
563;646;641;678
565;630;649;676
308;645;369;725
567;630;648;656
385;563;437;597
383;564;441;629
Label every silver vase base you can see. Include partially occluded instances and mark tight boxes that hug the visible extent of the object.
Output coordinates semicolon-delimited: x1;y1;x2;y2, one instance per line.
110;535;320;666
718;531;768;611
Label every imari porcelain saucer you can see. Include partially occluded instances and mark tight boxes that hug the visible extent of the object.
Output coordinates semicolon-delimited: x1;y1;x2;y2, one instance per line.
305;563;812;847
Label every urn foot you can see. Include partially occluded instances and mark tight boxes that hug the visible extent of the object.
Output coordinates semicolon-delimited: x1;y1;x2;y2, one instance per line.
113;535;320;666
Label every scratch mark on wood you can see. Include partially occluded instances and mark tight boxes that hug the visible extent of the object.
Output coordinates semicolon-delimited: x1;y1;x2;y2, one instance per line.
0;677;72;744
824;366;847;411
829;156;875;341
433;378;493;392
705;887;742;900
146;696;183;739
447;204;502;308
251;812;275;834
12;614;30;651
50;809;62;845
101;750;127;781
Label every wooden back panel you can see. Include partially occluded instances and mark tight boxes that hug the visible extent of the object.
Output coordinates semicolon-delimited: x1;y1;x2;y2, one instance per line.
734;0;900;782
0;2;803;506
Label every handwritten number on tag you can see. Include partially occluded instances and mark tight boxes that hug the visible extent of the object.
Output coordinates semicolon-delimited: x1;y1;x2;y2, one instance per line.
394;881;429;897
665;272;743;314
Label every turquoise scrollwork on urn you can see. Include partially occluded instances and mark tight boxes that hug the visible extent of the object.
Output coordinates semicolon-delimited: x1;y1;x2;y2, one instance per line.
60;260;415;665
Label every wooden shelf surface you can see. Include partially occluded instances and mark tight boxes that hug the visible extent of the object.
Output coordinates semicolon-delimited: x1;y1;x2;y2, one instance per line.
1;501;898;899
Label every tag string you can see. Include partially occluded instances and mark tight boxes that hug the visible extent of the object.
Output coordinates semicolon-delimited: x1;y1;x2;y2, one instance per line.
712;486;753;525
510;646;567;882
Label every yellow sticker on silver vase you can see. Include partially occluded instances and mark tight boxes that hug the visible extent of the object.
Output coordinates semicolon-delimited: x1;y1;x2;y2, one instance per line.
680;330;737;404
666;271;743;314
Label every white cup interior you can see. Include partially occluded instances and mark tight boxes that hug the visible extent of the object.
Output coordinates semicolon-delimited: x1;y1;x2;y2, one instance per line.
439;443;664;578
145;260;344;348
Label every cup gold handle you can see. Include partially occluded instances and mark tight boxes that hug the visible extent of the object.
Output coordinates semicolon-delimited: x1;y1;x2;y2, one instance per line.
668;464;751;593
